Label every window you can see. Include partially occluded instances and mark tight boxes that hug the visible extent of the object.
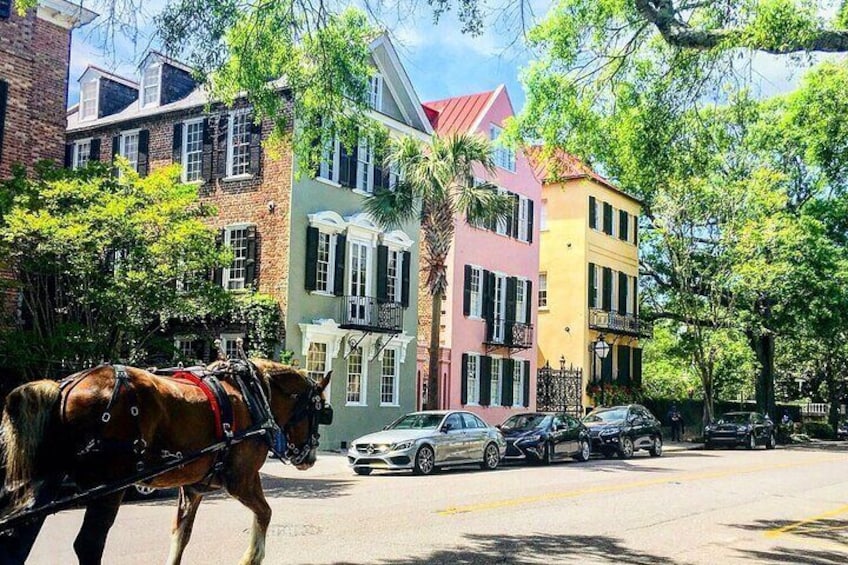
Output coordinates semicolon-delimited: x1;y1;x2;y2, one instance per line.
490;357;502;406
348;240;371;324
318;136;341;183
141;64;160;108
306;342;328;381
493;274;507;342
518;197;530;242
223;225;249;290
469;266;483;318
227;110;251;177
182;119;204;182
513;361;524;407
315;232;336;294
592;265;602;308
386;249;402;303
540;199;548;231
516;279;527;324
346;347;365;405
381;349;399;405
466;354;480;404
174;337;198;362
356;137;373;193
624;276;632;316
220;333;244;359
490;124;515;172
369;74;383;111
593;198;602;231
73;140;91;169
80;80;97;120
538;273;548;308
120;131;139;172
495;190;509;235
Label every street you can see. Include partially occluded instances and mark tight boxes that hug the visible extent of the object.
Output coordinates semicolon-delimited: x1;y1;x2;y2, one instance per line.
28;444;848;564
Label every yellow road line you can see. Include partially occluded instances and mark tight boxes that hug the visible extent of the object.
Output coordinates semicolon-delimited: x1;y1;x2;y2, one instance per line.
764;503;848;539
438;456;842;516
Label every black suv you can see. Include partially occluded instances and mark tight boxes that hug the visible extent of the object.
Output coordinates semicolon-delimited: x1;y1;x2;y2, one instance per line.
704;412;776;450
582;404;663;459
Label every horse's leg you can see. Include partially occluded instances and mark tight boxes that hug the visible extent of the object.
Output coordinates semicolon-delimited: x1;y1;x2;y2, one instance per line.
165;486;203;565
73;489;125;565
228;472;271;565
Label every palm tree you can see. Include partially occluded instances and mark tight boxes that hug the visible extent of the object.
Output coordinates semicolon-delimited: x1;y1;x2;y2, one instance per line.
365;132;513;409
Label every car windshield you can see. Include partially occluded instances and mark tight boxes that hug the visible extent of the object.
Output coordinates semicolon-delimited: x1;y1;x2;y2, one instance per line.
583;407;629;423
716;413;751;425
388;414;444;430
501;414;550;431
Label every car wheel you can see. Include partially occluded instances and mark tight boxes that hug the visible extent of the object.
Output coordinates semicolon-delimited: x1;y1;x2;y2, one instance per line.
413;445;436;475
354;467;372;476
541;441;553;465
619;436;635;459
574;440;591;462
481;442;500;470
133;484;156;499
766;433;776;450
649;436;663;457
746;433;756;450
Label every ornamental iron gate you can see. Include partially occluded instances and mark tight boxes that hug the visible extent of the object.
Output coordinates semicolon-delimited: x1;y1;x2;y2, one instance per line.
537;359;583;417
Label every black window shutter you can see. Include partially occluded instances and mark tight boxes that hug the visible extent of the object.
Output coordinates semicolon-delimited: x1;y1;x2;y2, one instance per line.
633;215;639;244
304;226;319;291
376;245;388;302
462;265;472;316
506;277;517;324
502;358;514;407
602;267;613;311
603;202;613;235
633;348;643;387
588;263;596;308
508;193;518;237
0;1;11;20
525;279;533;324
527;199;534;243
401;251;411;307
333;234;346;296
249;118;262;176
201;118;213;182
137;129;150;176
64;144;73;168
479;356;492;407
589;196;596;229
618;346;631;383
338;139;358;188
619;210;628;241
618;272;628;313
216;114;229;179
111;135;120;176
461;354;469;405
483;270;495;341
602;349;613;385
172;123;183;163
373;143;387;192
213;229;224;286
90;139;101;162
244;225;257;287
522;360;531;407
633;275;639;316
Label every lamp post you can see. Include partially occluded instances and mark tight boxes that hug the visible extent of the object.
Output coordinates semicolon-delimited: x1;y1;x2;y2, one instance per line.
593;335;611;405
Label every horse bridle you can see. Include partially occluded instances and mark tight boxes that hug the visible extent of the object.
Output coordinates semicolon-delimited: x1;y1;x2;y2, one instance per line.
279;382;334;465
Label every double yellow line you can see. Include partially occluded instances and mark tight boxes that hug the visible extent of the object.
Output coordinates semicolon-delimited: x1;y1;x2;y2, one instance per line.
438;456;842;516
765;503;848;539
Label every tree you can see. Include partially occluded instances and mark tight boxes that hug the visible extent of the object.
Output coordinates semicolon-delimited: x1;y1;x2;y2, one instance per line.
364;133;512;410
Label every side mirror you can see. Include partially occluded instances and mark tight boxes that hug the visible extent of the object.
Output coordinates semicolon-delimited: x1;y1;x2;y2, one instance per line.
495;424;502;429
441;423;452;433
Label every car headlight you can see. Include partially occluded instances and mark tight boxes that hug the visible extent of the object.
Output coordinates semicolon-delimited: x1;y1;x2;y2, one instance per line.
704;425;713;432
600;428;618;437
392;440;415;451
737;425;749;433
519;434;542;443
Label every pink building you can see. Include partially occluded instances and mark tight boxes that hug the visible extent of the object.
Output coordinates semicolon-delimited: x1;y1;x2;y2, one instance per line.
418;85;541;424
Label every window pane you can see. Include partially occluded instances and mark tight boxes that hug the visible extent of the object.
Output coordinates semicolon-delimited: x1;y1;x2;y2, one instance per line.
121;132;139;171
513;362;522;406
74;141;90;169
467;354;479;404
387;250;400;302
142;65;159;106
346;347;363;404
356;137;373;193
306;342;327;381
229;112;251;177
491;358;502;406
81;82;97;119
183;121;204;182
381;349;397;404
316;232;331;293
225;227;248;290
538;273;548;308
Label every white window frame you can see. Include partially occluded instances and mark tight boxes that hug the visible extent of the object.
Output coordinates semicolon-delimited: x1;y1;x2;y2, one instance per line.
593;199;603;232
226;109;252;179
624;275;632;316
315;230;337;295
513;361;524;407
369;74;383;111
347;238;373;325
515;278;528;324
466;353;481;405
386;248;403;303
610;269;618;312
345;345;367;406
355;136;374;194
73;138;92;170
495;189;509;236
490;124;516;172
140;63;161;109
592;265;602;309
220;333;244;360
490;356;502;407
493;273;507;342
80;80;98;121
517;196;530;242
119;129;140;173
538;272;548;309
318;136;341;185
469;266;483;318
610;205;617;238
222;223;253;291
306;341;331;402
181;118;205;183
380;347;400;406
540;199;548;232
173;336;198;362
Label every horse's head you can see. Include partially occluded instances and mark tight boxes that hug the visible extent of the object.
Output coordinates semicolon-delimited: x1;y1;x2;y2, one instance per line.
252;359;332;470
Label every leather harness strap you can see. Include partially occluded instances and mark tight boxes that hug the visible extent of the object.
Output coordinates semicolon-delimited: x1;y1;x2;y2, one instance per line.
170;370;234;442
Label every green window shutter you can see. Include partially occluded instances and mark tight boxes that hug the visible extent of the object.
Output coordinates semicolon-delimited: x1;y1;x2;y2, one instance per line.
633;216;639;244
376;245;388;302
64;144;73;168
172;123;183;163
216;114;228;179
304;226;319;291
401;250;411;307
588;263;596;308
525;279;533;324
619;210;628;241
338;139;358;188
633;348;643;387
244;225;257;287
137;129;150;177
603;202;613;235
248;118;262;177
602;267;612;311
589;196;596;229
502;359;514;407
483;270;495;341
479;356;492;406
602;350;613;385
201;119;213;182
90;138;101;162
618;272;628;313
523;360;531;407
461;353;469;405
506;277;517;323
212;229;224;287
527;199;534;244
333;234;346;296
463;265;472;316
618;346;631;383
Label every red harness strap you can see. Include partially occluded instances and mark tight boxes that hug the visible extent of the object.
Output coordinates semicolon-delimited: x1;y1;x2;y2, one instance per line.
172;371;227;440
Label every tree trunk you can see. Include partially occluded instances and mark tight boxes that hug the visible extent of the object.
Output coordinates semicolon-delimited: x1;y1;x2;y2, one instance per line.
826;355;841;436
426;292;443;410
750;331;776;420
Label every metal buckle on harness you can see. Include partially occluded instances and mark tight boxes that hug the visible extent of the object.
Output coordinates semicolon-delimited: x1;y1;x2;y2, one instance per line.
101;412;111;423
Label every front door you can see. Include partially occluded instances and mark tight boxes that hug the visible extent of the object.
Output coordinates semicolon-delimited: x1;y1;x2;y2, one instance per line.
348;241;370;325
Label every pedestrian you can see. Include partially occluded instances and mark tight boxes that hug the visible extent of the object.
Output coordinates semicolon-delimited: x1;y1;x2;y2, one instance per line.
667;404;683;442
781;410;792;426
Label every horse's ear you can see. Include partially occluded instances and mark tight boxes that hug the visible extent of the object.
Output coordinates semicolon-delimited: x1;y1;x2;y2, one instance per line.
318;371;332;393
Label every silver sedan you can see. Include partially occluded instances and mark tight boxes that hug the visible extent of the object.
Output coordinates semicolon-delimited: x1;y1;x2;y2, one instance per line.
347;410;507;475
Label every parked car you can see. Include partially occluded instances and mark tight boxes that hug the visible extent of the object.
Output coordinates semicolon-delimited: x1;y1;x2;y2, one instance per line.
704;412;776;450
582;405;663;459
500;412;591;464
347;410;506;476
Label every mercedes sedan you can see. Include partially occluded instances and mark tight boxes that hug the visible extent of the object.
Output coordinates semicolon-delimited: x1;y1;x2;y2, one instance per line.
500;412;591;464
347;411;507;476
704;412;776;450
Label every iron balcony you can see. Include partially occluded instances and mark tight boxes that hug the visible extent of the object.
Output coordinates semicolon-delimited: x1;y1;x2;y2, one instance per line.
588;308;653;338
484;318;534;350
339;295;403;334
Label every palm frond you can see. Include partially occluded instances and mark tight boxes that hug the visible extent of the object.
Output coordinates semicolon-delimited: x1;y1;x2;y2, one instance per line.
363;181;419;229
457;182;515;227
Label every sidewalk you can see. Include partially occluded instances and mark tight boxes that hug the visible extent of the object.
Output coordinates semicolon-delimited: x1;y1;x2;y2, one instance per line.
664;441;703;452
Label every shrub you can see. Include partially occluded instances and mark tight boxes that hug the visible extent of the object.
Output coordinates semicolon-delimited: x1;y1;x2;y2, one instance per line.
802;421;834;440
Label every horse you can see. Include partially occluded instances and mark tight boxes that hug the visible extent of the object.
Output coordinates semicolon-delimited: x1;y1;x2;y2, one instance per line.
0;358;331;565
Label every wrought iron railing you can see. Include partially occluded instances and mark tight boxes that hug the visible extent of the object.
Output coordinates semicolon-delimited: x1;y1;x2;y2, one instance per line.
485;318;534;349
339;295;403;333
588;309;653;338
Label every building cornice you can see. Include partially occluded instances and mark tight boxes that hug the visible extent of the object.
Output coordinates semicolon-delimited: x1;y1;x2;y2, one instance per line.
37;0;97;30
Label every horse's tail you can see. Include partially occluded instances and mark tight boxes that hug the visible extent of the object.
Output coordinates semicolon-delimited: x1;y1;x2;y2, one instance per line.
0;380;61;507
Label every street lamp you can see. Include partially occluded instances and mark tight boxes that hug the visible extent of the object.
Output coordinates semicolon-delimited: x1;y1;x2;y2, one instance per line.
593;335;611;405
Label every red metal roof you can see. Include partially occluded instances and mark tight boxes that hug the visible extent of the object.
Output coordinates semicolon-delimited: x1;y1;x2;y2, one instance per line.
422;89;496;135
527;147;642;204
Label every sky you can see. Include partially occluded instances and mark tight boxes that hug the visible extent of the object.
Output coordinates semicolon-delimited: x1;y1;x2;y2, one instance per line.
66;1;825;111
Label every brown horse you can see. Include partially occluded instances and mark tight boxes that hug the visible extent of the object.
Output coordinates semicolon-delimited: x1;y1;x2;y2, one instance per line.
0;358;330;565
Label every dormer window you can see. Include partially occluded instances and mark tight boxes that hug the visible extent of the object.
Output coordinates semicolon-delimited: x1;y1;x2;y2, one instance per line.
369;74;383;111
80;80;98;121
141;64;161;108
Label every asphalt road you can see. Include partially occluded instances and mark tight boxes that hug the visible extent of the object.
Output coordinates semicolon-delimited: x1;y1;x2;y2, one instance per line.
27;443;848;564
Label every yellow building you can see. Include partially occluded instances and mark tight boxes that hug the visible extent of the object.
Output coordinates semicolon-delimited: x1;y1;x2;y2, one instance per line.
532;150;650;412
